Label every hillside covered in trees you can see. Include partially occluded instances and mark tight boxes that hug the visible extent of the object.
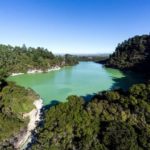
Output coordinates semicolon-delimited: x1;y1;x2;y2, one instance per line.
0;81;39;149
106;35;150;75
30;83;150;150
0;44;78;78
76;54;109;62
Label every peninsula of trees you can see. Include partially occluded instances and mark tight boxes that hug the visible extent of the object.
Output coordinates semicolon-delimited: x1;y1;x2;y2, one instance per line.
0;44;78;78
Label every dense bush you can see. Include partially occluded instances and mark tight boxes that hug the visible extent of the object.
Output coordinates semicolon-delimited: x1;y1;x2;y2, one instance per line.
0;82;38;148
106;35;150;76
0;44;78;80
30;83;150;150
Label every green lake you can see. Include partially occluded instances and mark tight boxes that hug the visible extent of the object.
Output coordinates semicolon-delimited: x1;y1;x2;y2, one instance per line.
8;62;144;105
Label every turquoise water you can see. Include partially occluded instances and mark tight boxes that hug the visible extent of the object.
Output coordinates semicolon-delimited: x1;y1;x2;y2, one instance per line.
8;62;143;105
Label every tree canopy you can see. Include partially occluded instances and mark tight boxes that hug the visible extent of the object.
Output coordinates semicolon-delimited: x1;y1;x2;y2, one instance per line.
106;35;150;76
30;83;150;150
0;44;78;78
0;82;39;149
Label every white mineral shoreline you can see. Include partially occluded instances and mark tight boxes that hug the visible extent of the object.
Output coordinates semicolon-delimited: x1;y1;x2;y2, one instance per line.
11;73;24;76
11;66;61;76
14;99;43;149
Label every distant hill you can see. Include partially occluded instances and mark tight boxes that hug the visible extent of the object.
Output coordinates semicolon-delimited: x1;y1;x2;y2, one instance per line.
105;35;150;75
77;54;109;62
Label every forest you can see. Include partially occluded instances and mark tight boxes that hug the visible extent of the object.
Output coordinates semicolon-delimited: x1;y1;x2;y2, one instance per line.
76;54;109;62
0;81;39;149
30;83;150;150
105;35;150;76
0;44;78;79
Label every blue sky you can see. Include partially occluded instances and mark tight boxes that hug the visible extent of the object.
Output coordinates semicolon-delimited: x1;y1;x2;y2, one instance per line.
0;0;150;54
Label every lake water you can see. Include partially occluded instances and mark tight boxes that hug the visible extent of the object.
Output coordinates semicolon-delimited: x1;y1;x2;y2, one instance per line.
8;62;144;105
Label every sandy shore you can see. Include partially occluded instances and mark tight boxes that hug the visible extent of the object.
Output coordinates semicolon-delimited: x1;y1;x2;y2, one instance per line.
14;99;43;149
11;66;61;76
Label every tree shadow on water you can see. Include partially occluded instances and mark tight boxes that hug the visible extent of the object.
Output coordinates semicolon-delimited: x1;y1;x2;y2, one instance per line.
110;71;145;91
43;100;60;110
81;93;97;102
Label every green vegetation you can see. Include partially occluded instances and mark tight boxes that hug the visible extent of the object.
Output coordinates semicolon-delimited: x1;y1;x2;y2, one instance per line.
64;54;79;66
0;44;78;76
31;83;150;150
77;54;109;62
0;82;38;149
106;34;150;75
